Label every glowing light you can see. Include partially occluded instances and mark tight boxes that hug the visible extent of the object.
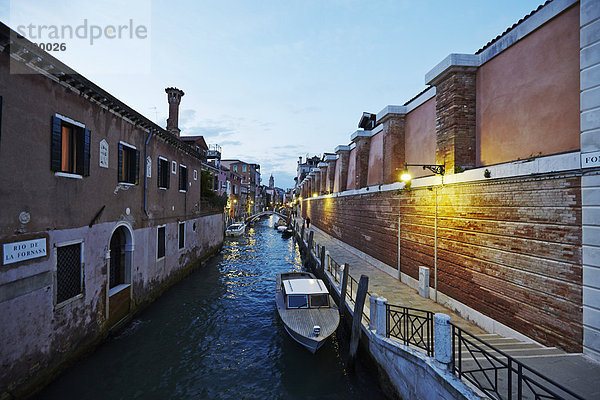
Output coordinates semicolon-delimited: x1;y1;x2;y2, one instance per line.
400;171;411;182
312;193;318;198
233;199;237;203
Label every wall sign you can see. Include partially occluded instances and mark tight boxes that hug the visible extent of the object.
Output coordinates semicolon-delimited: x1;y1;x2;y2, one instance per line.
99;139;109;168
582;151;600;169
3;238;47;265
146;156;152;178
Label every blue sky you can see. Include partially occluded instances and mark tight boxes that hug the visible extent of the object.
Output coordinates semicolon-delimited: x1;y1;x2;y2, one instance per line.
3;0;544;189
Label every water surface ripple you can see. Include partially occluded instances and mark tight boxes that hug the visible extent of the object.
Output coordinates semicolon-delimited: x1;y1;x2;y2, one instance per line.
36;216;387;400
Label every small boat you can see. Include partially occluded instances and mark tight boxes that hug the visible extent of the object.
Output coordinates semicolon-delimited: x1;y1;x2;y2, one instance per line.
276;272;339;353
225;223;246;237
281;228;293;238
276;225;287;232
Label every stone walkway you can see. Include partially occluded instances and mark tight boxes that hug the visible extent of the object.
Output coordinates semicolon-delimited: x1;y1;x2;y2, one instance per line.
295;218;600;400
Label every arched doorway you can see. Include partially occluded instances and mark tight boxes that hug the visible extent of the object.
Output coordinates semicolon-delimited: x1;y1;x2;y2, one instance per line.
107;224;133;327
109;227;127;289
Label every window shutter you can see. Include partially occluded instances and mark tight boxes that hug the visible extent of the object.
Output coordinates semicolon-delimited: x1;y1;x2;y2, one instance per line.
166;162;170;189
157;158;162;187
117;143;123;181
179;167;183;190
83;129;91;176
134;150;140;185
50;116;62;171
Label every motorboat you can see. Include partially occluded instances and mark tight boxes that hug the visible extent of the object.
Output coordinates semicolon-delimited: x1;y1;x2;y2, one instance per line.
225;223;246;237
275;272;339;353
274;217;287;230
276;225;287;232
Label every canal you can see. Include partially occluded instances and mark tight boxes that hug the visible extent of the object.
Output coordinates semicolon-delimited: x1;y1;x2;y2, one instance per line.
36;215;387;399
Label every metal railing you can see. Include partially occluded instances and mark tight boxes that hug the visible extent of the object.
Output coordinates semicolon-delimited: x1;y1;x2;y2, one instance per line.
345;273;372;324
299;227;583;400
387;304;434;357
451;324;584;400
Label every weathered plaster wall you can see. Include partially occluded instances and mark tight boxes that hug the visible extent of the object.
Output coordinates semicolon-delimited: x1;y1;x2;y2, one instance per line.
0;53;203;236
0;47;225;397
367;131;383;186
405;98;437;179
476;4;580;166
0;214;223;396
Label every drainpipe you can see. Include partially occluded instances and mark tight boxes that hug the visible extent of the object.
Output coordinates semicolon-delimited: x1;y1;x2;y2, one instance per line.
434;185;438;302
144;129;154;215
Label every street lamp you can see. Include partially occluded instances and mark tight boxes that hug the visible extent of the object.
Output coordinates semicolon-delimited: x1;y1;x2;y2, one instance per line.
399;162;445;303
400;163;445;182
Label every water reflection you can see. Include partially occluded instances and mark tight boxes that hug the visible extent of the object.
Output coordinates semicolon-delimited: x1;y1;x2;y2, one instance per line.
36;215;386;400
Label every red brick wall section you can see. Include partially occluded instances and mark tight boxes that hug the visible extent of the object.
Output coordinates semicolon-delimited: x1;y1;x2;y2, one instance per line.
382;115;406;184
435;68;477;173
327;160;336;193
336;149;350;193
307;173;582;352
354;137;371;189
320;168;327;194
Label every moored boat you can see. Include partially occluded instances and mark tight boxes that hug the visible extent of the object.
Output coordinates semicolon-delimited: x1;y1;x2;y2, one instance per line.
275;272;339;353
225;223;246;237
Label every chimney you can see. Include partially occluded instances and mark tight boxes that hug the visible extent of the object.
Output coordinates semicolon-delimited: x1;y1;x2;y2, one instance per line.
165;87;184;137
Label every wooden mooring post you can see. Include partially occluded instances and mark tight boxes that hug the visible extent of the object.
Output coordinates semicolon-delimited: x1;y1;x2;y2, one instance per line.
339;263;350;318
349;275;369;366
319;246;326;273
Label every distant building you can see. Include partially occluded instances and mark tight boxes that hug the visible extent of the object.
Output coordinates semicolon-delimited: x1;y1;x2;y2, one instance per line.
221;160;261;216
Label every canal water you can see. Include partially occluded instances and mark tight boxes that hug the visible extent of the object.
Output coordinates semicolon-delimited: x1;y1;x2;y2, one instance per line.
36;215;387;400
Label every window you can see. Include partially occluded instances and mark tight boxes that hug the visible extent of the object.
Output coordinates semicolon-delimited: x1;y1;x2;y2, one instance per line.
287;295;308;309
118;142;139;184
178;222;185;249
158;157;170;189
233;165;237;172
193;169;198;181
310;294;329;308
157;226;166;259
242;165;247;172
50;114;90;176
172;161;177;174
179;164;188;192
56;242;83;304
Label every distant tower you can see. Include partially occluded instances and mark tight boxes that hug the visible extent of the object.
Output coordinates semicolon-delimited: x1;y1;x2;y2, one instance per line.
269;174;274;188
165;87;184;137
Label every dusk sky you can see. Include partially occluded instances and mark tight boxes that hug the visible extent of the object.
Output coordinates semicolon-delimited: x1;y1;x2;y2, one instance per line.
3;0;544;189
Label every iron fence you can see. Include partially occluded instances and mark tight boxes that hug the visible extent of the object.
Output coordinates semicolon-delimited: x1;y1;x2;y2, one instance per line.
386;304;434;357
329;257;342;283
345;273;372;324
451;324;584;400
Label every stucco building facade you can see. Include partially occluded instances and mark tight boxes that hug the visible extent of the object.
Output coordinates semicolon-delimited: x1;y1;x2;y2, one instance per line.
0;23;224;397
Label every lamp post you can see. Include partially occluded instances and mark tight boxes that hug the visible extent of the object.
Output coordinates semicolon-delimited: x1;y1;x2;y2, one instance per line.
400;163;445;302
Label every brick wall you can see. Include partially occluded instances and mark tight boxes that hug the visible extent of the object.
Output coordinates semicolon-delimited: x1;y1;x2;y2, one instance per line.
306;172;583;351
435;69;477;172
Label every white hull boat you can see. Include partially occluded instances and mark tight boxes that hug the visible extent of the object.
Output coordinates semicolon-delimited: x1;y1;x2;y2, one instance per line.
225;223;246;237
275;272;339;353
